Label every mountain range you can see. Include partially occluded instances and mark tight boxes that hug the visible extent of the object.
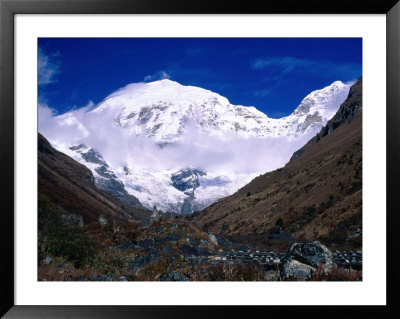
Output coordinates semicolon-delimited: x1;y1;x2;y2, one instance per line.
39;79;351;213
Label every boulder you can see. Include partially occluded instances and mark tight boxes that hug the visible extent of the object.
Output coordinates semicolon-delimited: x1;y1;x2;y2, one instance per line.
118;276;128;281
41;256;53;265
208;233;218;246
280;241;335;281
98;215;108;226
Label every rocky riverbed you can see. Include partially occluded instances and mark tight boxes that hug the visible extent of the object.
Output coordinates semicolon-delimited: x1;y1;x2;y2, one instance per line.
186;248;362;271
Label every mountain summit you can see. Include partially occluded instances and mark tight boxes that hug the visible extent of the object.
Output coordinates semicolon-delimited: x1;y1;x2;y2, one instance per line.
39;79;351;213
90;79;351;141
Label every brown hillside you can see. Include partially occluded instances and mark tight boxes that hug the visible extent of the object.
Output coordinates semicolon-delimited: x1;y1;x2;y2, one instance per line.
38;133;150;223
191;79;362;250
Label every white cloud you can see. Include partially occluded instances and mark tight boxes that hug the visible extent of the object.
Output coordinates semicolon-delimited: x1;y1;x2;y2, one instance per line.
38;103;55;129
38;48;60;86
38;101;313;178
38;100;95;145
143;71;171;82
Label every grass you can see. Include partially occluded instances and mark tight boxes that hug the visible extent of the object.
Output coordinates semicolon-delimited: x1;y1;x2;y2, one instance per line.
312;263;362;281
203;263;267;281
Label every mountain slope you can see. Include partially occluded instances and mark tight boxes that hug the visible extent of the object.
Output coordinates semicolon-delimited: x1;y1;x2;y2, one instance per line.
38;133;150;223
191;78;362;249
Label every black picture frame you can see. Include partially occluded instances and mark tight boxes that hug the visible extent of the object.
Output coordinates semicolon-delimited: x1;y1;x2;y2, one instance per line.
1;0;399;318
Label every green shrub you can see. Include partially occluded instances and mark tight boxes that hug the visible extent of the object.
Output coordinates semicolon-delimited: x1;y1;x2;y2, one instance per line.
38;195;96;268
92;247;130;276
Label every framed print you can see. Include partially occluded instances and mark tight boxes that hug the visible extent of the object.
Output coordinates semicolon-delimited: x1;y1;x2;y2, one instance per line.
1;0;399;318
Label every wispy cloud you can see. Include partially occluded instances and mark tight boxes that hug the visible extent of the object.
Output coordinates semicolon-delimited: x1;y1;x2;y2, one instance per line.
253;89;272;98
38;48;60;86
252;56;310;73
143;71;171;82
251;56;361;78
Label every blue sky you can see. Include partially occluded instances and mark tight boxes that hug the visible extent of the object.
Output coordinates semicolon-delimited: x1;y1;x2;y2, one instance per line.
38;38;361;118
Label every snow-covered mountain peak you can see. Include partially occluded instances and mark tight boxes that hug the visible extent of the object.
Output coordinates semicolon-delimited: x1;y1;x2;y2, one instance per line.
95;79;230;114
293;80;348;116
87;79;350;142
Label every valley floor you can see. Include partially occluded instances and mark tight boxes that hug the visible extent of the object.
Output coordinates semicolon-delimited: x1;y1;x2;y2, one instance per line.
38;214;362;282
38;247;362;282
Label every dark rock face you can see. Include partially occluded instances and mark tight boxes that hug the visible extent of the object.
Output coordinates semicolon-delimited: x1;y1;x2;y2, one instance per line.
81;148;105;165
94;162;144;209
95;165;116;179
171;167;207;214
158;271;188;281
171;167;206;193
280;241;335;281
